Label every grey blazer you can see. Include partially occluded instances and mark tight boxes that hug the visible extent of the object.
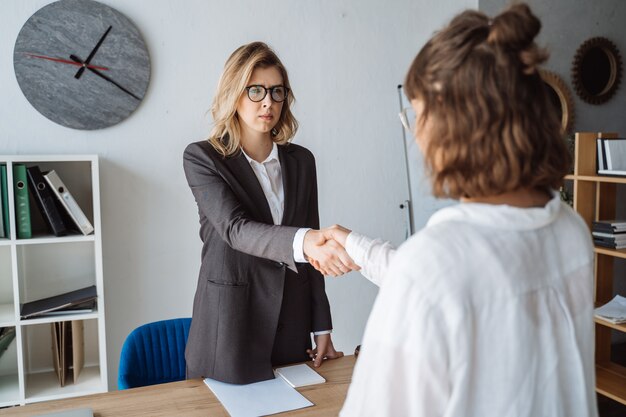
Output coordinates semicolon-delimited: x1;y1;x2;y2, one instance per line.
183;140;332;384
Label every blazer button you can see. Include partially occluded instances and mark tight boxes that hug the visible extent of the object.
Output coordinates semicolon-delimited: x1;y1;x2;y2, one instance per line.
274;261;285;268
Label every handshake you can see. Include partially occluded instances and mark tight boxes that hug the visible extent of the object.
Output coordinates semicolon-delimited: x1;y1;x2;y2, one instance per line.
303;224;361;276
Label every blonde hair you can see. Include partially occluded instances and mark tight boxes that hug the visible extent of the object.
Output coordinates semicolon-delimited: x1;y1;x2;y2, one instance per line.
404;3;569;199
208;42;298;157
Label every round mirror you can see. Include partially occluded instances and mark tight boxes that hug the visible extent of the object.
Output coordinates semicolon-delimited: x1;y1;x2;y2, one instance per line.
572;37;622;104
539;70;575;134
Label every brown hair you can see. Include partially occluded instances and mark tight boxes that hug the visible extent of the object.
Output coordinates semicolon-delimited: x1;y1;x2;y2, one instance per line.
209;42;298;157
404;3;569;199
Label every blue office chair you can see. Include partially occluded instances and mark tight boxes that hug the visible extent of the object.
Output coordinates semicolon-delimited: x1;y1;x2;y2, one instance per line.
118;318;191;390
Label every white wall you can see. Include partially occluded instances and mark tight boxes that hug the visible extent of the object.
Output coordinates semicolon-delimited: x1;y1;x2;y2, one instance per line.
1;0;475;389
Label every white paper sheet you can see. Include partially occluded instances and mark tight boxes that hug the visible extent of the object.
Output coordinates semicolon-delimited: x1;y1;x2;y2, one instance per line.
595;295;626;324
275;364;325;388
204;375;313;417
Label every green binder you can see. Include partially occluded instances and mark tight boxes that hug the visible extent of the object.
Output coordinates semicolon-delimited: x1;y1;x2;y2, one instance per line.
13;164;32;239
1;165;9;237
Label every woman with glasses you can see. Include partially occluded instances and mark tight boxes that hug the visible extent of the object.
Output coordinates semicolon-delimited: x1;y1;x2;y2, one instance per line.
183;42;353;384
313;4;596;416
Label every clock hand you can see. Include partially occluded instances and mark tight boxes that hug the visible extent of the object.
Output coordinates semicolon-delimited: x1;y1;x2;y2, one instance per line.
70;54;141;101
75;25;112;80
24;53;109;70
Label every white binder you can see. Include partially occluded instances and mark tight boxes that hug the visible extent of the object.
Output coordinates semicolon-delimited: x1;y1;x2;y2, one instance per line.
44;170;94;235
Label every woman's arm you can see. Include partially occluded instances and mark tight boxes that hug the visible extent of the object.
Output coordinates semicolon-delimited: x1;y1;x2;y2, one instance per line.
323;226;396;287
184;142;300;270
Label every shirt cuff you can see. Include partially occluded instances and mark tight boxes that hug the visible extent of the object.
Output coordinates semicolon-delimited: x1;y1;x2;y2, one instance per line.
312;330;332;336
293;227;311;263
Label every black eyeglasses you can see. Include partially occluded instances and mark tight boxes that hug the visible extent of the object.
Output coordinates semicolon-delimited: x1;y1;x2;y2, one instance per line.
245;85;289;103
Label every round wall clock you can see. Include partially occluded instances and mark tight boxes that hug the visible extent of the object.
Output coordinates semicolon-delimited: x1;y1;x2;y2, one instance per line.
13;0;151;130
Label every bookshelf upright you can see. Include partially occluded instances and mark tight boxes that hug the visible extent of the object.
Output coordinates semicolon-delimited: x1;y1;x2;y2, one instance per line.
0;155;106;406
567;132;626;405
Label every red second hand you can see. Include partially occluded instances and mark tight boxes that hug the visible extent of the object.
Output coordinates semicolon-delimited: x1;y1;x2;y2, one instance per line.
24;53;109;71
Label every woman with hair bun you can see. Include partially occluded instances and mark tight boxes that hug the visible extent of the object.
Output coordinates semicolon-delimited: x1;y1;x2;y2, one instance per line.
183;42;353;384
315;3;596;416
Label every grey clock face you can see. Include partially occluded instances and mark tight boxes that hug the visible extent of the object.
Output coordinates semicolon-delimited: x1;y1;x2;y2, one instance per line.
13;0;150;130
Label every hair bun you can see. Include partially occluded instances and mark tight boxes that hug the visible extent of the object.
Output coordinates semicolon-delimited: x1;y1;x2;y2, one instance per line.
488;3;547;73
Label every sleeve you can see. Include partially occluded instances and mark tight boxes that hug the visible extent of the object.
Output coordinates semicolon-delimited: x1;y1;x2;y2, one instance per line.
345;232;396;287
183;142;300;271
305;154;333;332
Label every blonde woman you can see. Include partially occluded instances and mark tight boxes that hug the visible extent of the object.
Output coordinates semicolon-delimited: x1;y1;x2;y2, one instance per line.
183;42;353;384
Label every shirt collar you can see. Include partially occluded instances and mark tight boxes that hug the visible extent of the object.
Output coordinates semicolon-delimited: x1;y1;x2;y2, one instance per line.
241;142;279;165
427;190;562;231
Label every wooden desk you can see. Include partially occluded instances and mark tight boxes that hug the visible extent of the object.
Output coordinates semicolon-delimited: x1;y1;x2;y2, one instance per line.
0;356;355;416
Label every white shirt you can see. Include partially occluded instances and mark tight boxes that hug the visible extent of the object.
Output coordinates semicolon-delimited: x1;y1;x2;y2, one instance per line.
242;143;330;336
341;193;597;417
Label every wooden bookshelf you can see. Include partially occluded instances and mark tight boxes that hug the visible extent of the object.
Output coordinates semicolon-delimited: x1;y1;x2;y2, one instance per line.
569;132;626;406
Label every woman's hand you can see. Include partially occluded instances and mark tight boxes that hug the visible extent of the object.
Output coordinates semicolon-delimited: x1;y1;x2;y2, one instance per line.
303;228;359;276
306;333;344;368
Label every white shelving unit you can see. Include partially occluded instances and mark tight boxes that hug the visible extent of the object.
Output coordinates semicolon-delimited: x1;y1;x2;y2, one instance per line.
0;155;106;407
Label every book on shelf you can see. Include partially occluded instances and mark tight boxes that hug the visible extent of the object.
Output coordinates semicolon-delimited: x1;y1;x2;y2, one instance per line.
1;165;8;237
597;138;626;176
27;165;69;237
44;170;94;236
51;320;85;387
20;285;97;319
595;295;626;324
13;164;31;239
0;327;16;359
592;220;626;234
594;240;626;250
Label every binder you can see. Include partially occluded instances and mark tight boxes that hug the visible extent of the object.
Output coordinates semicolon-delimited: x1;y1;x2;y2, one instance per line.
44;170;94;235
0;169;4;238
26;165;68;236
13;164;31;239
1;165;8;237
20;285;97;319
0;327;16;359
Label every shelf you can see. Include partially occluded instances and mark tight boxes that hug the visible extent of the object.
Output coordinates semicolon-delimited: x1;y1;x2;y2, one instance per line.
594;246;626;260
0;303;15;326
567;174;626;184
0;374;20;407
14;234;95;246
25;365;104;404
19;311;99;326
595;316;626;333
597;362;626;405
0;239;11;247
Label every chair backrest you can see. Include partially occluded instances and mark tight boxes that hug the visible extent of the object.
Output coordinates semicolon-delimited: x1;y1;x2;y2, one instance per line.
118;318;191;390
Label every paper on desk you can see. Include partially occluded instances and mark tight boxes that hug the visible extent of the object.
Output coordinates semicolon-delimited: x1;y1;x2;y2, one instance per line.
595;295;626;324
275;363;325;388
204;375;313;417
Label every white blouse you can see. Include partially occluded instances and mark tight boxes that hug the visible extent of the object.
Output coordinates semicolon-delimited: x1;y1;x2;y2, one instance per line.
341;194;598;417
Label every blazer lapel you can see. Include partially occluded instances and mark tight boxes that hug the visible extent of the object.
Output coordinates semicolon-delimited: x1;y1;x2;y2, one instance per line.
224;152;274;224
279;145;298;226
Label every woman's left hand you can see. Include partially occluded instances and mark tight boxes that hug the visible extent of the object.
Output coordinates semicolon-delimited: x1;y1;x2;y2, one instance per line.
306;333;344;368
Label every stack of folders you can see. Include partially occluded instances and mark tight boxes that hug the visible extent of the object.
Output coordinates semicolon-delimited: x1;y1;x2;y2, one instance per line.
592;220;626;249
597;138;626;176
51;320;85;387
595;295;626;324
12;164;94;238
0;164;9;238
20;285;97;320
